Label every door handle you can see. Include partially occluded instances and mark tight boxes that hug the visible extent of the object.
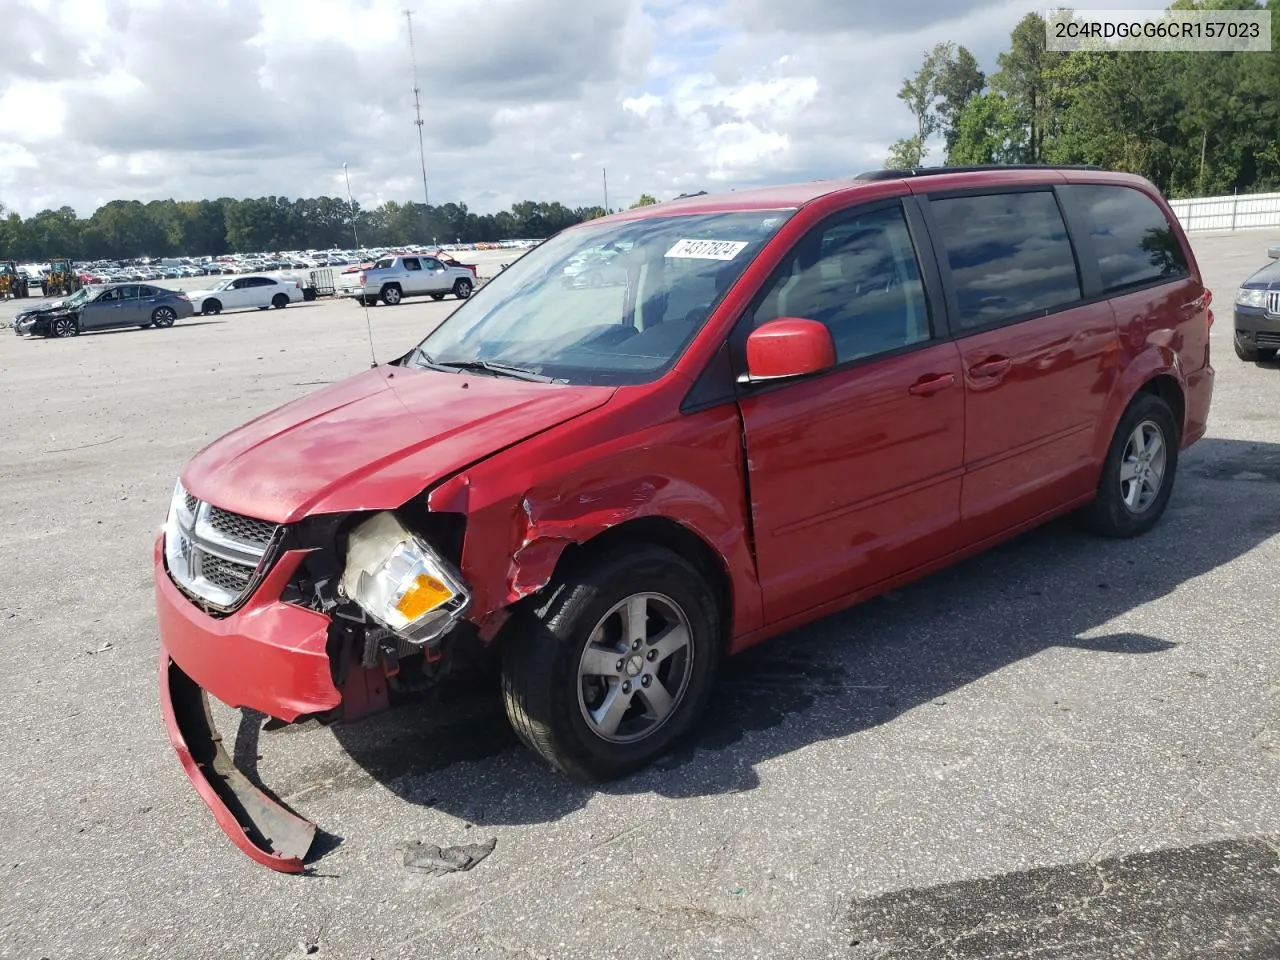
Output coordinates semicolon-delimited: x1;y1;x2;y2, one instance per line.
969;357;1012;378
908;373;957;396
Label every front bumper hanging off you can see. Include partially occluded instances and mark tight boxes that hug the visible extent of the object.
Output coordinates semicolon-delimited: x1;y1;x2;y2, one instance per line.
158;653;316;873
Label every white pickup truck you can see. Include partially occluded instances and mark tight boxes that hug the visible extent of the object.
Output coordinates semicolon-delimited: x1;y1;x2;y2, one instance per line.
348;255;477;306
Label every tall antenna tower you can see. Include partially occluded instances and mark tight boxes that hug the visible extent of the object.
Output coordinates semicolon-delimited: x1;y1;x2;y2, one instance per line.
404;9;429;209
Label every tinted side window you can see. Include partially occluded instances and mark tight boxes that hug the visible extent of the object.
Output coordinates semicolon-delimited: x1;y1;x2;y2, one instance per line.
930;191;1081;330
251;277;276;287
1064;184;1188;293
751;204;931;363
423;258;443;270
402;257;421;271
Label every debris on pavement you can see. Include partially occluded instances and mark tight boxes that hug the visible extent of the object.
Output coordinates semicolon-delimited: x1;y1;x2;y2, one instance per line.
402;837;497;876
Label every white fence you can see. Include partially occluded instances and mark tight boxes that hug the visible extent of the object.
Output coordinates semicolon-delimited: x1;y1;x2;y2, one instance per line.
1167;191;1280;233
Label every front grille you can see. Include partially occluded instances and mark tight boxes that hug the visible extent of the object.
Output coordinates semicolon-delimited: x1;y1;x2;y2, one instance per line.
1266;291;1280;317
201;553;255;594
1257;331;1280;348
164;496;280;612
207;507;275;549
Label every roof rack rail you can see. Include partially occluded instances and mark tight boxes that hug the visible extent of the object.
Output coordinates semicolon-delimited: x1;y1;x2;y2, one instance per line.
855;164;1104;182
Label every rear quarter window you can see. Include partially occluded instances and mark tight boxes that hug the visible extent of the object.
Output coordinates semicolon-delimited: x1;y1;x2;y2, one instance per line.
928;190;1082;331
1062;184;1189;293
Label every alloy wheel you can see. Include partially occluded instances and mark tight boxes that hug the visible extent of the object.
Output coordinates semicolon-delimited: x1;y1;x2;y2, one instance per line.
576;592;694;744
1120;419;1166;513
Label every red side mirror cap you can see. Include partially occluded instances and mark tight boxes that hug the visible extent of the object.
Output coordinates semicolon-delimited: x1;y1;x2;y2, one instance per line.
745;318;836;381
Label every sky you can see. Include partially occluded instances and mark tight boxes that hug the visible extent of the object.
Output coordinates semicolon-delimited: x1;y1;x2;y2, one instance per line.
0;0;1170;218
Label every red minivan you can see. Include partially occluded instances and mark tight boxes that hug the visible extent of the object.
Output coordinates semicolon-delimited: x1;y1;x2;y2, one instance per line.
155;166;1213;870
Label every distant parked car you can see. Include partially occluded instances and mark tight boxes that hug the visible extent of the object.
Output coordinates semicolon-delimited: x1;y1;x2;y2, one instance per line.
187;275;304;315
12;283;194;338
1233;244;1280;362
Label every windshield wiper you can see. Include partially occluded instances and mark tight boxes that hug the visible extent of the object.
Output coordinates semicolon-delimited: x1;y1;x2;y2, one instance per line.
429;358;557;383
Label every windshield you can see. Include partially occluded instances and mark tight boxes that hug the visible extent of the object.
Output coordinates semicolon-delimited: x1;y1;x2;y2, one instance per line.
211;278;233;291
65;287;93;306
411;210;794;385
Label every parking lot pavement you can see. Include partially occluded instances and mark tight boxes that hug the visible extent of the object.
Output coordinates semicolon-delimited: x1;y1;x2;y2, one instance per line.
1;231;1277;960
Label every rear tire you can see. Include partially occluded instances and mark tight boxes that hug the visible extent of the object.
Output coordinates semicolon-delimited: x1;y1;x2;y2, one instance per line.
151;307;176;328
453;278;473;300
381;284;402;306
271;294;288;309
1234;334;1276;362
1082;392;1179;538
501;545;720;782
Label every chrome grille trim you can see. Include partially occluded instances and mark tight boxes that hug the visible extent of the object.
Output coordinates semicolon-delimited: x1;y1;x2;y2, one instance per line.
1265;290;1280;317
165;496;280;612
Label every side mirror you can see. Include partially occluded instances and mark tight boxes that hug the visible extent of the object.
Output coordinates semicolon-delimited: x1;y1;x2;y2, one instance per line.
743;318;836;383
1267;245;1280;260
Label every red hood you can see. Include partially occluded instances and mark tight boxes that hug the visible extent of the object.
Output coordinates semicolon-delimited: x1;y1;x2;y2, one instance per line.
182;366;615;523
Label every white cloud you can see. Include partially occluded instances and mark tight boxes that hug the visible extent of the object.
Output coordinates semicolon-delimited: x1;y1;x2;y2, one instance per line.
0;0;1172;220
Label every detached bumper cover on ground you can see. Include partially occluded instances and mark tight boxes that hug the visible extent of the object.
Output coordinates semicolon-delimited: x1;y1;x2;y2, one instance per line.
155;536;342;872
158;654;316;872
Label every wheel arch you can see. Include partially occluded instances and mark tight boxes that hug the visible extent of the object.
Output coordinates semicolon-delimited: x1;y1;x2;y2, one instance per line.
499;516;735;656
1138;373;1185;442
1094;347;1187;464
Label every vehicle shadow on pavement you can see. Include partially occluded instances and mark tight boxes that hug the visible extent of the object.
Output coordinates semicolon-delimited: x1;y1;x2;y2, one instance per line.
315;436;1280;827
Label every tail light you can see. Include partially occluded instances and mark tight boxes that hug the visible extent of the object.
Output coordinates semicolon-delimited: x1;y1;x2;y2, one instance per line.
359;272;367;285
1204;289;1214;326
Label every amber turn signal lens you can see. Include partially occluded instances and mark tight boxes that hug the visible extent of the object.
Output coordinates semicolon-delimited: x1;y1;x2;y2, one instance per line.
394;573;452;620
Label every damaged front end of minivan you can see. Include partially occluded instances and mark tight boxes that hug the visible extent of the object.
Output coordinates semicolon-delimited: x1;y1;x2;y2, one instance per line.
156;487;484;872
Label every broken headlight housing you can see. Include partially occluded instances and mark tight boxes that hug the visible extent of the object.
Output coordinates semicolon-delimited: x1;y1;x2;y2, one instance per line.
340;511;470;644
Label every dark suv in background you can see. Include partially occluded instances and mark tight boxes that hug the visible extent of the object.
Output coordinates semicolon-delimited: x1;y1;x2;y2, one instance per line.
1233;244;1280;362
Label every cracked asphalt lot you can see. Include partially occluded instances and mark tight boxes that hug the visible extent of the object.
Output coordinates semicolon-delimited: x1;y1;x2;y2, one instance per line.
1;233;1278;959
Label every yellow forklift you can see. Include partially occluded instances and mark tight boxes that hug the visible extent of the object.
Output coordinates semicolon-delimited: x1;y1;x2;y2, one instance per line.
44;258;81;297
0;261;30;300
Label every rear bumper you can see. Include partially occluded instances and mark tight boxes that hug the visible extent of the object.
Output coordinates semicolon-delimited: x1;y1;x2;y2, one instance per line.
1183;362;1214;448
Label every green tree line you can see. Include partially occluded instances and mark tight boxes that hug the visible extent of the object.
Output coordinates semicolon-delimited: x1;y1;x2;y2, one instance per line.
0;196;615;262
887;0;1280;198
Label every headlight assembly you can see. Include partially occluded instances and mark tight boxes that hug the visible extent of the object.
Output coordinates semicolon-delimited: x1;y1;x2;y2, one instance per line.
340;511;470;644
1236;287;1266;308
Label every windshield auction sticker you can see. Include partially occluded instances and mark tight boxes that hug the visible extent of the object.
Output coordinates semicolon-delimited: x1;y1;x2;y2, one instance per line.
665;239;750;261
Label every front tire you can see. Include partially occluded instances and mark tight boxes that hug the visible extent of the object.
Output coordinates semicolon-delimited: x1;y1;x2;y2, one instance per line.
1082;392;1179;538
51;317;79;338
201;299;222;316
502;545;720;782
